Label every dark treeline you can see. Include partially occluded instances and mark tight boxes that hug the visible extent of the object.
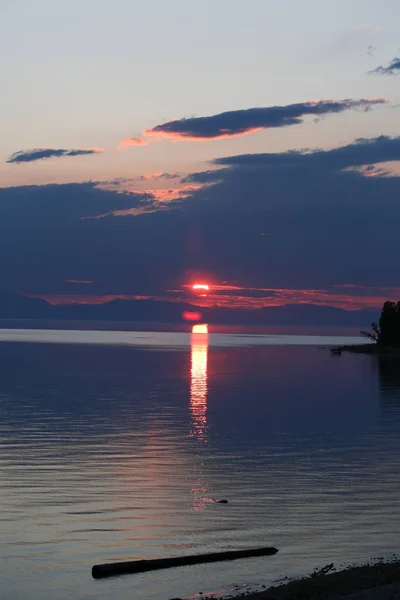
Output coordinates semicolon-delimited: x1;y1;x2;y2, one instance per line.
363;301;400;346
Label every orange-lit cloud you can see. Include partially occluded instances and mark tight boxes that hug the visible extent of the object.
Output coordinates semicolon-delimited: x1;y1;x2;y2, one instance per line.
345;164;390;178
143;185;201;202
95;176;201;206
139;172;180;181
142;172;164;180
143;126;264;142
118;137;148;149
141;98;387;143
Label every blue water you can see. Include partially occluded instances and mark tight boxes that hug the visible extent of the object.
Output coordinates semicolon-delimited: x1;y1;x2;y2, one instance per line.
0;328;399;600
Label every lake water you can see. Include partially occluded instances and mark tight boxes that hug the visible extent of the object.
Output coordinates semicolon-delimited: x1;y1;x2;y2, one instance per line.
0;327;399;600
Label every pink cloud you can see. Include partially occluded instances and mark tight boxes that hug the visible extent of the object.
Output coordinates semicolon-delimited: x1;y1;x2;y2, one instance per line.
144;185;202;202
142;172;164;180
118;137;148;149
140;172;180;181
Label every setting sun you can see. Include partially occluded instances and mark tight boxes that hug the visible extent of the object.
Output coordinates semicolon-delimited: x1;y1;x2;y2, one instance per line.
193;284;210;291
192;324;208;334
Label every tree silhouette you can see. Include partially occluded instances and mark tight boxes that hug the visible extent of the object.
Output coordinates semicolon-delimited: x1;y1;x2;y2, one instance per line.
362;301;400;346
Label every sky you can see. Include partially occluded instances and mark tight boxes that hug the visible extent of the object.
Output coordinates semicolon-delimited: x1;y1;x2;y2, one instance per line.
1;0;400;311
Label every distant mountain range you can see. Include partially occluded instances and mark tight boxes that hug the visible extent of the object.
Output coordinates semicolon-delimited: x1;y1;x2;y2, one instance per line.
0;293;379;327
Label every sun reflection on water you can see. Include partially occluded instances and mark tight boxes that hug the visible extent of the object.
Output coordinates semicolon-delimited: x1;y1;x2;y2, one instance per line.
190;324;208;441
190;324;209;510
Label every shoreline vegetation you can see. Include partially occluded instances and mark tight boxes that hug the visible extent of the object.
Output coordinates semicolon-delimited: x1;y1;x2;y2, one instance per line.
213;559;400;600
332;300;400;357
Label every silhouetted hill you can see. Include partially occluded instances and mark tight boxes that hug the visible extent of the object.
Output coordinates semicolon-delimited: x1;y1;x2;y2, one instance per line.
0;293;378;327
255;303;377;326
0;292;55;319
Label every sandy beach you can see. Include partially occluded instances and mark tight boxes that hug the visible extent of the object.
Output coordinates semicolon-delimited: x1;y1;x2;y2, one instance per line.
221;560;400;600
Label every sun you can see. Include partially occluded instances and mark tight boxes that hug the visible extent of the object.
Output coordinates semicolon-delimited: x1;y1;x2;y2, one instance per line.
192;283;210;292
192;324;208;334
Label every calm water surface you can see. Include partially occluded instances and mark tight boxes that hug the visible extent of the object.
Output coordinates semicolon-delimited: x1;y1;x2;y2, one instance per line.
0;328;399;600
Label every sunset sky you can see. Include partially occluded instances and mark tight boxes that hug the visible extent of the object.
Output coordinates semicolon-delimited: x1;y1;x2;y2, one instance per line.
1;0;400;311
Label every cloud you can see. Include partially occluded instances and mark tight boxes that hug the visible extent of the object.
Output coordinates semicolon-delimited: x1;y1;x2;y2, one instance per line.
91;183;203;210
6;147;103;164
140;172;180;181
67;280;92;284
182;136;400;190
85;206;158;219
2;135;400;298
370;57;400;75
101;174;180;191
142;98;387;142
142;185;202;203
96;176;196;201
210;135;400;171
118;137;148;149
0;181;156;225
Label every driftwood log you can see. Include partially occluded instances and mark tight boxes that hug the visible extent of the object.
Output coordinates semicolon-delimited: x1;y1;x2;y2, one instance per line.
92;546;278;579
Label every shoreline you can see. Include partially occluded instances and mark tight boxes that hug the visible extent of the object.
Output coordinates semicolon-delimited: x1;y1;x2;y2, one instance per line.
218;559;400;600
331;343;400;358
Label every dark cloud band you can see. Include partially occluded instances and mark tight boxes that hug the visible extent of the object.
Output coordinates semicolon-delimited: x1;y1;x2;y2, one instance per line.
182;136;400;185
213;135;400;170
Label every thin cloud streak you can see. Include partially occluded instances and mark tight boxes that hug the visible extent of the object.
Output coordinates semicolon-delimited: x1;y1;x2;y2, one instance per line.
142;98;387;142
7;147;104;164
67;280;93;284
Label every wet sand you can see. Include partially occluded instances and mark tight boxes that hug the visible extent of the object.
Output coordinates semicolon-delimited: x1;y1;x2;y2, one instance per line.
229;560;400;600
